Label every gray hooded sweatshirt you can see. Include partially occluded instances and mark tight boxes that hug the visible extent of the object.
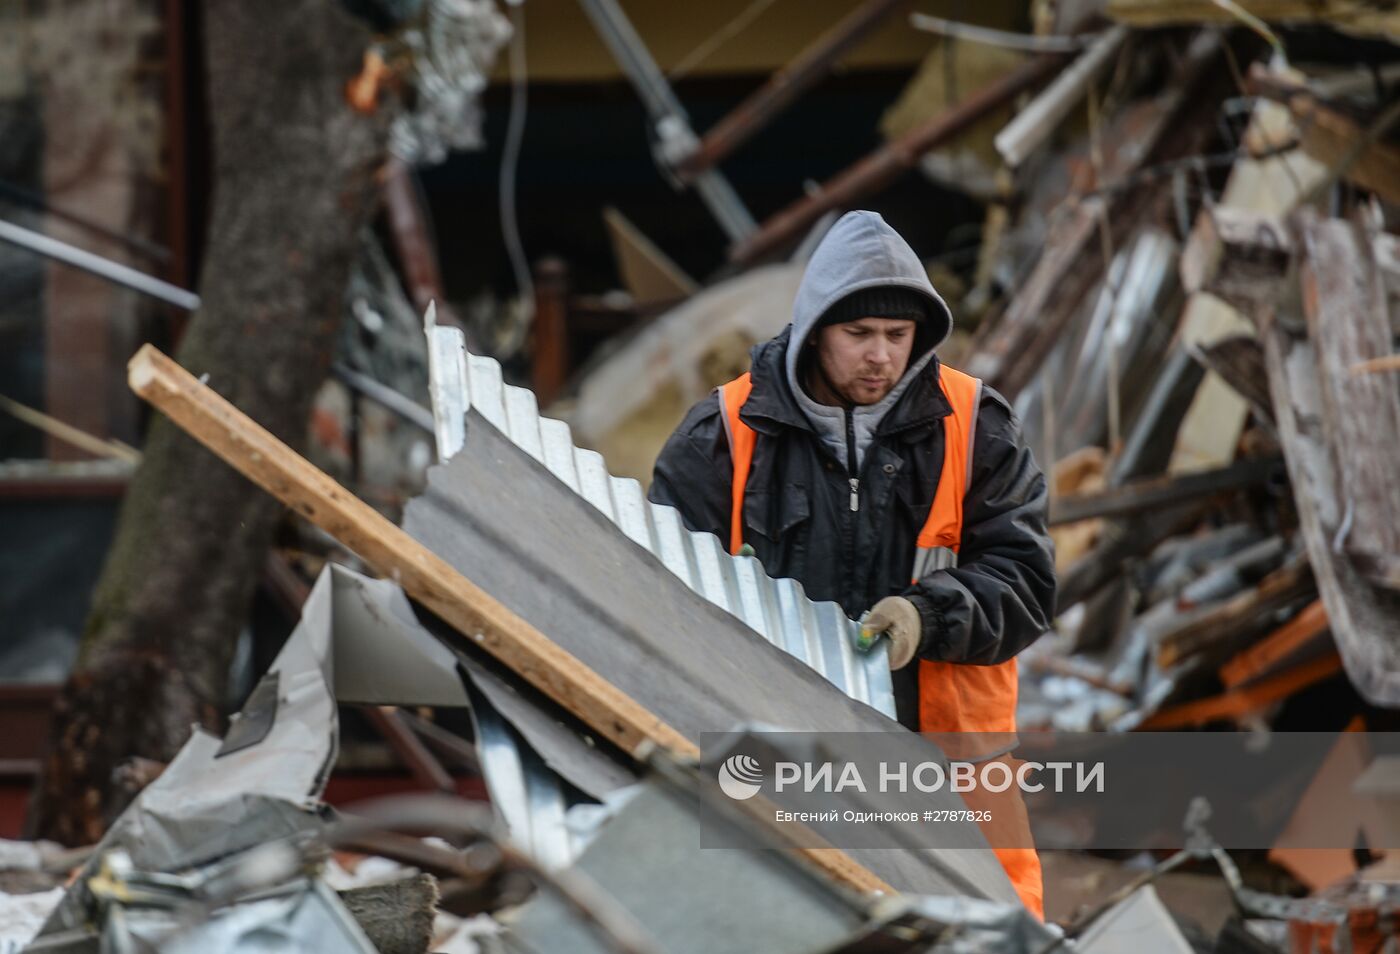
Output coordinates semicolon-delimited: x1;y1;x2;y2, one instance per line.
785;211;953;472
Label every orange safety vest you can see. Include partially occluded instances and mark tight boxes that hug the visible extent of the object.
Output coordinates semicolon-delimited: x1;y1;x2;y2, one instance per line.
717;365;1043;918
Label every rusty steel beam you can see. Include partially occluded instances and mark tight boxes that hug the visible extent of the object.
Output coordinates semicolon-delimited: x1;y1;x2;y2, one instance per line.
381;159;476;347
729;53;1065;265
530;257;571;407
0;474;130;499
675;0;912;182
363;706;457;794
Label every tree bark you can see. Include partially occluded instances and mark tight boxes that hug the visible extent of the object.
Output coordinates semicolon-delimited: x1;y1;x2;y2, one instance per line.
32;0;390;844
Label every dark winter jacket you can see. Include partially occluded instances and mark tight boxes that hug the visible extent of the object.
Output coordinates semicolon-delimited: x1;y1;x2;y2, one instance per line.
648;213;1056;728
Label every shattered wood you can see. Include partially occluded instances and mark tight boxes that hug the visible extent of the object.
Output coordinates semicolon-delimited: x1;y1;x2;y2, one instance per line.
1298;213;1400;578
1154;555;1315;669
967;30;1226;398
1247;213;1400;706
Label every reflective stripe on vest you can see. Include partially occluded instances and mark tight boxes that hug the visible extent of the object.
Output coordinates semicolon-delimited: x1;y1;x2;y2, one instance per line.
715;366;1019;738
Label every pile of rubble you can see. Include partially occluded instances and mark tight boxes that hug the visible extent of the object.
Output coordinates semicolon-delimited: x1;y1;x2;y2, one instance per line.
4;309;1391;951
5;7;1400;953
931;31;1400;735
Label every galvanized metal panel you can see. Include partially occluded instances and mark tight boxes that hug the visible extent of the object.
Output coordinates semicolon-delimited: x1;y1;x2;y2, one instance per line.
424;313;895;719
423;309;896;872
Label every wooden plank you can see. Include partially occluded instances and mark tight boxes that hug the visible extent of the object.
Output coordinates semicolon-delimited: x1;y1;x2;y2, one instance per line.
1179;208;1294;316
127;344;693;762
1058;501;1208;610
1186;336;1275;430
1138;652;1343;729
1219;599;1328;689
728;53;1063;265
1050;456;1280;526
1299;214;1400;571
1261;251;1400;706
1167;93;1327;475
1286;95;1400;206
126;344;895;896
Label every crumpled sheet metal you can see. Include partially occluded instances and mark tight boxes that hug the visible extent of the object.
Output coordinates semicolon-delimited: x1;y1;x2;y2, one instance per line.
882;894;1065;952
28;565;470;950
505;776;1052;954
31;575;345;943
505;782;870;954
1077;884;1196;954
121;881;376;954
424;316;896;718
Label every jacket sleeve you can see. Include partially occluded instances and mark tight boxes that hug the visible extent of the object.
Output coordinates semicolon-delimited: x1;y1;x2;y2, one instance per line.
903;386;1056;665
647;394;734;544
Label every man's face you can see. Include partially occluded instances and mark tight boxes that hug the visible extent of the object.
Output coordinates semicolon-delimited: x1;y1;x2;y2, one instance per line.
814;317;918;405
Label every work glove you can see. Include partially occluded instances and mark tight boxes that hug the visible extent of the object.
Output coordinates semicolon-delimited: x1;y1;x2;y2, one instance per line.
857;596;921;670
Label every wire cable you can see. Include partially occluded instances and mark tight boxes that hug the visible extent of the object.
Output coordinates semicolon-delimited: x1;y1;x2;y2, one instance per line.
499;1;534;319
669;0;783;81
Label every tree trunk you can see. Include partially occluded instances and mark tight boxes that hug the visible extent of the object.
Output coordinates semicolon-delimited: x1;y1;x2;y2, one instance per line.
32;0;390;845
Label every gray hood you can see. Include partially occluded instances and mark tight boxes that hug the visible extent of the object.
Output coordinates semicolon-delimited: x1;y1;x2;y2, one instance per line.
784;210;953;470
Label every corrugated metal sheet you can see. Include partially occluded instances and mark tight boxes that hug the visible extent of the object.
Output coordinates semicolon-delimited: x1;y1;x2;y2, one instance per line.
423;309;895;717
423;307;895;870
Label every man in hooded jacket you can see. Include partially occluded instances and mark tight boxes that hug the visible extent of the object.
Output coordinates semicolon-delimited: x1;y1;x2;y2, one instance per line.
648;210;1056;915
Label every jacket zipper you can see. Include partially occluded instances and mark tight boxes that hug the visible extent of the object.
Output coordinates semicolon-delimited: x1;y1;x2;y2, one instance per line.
844;409;859;512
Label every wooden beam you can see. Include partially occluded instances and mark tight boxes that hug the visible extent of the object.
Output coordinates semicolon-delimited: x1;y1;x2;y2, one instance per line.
364;706;457;793
530;258;571;408
966;31;1224;398
1287;95;1400;206
728;53;1064;266
1261;233;1400;706
126;344;895;897
674;0;913;181
1049;456;1280;526
1298;214;1400;573
1138;652;1343;729
1219;599;1328;689
1058;501;1209;610
1179;208;1294;317
1187;336;1275;430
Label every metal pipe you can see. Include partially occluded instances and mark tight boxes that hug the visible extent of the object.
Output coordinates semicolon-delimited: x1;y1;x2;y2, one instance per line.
330;362;435;433
675;0;912;181
0;180;169;263
575;0;757;241
729;53;1065;265
993;24;1129;168
0;217;200;311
